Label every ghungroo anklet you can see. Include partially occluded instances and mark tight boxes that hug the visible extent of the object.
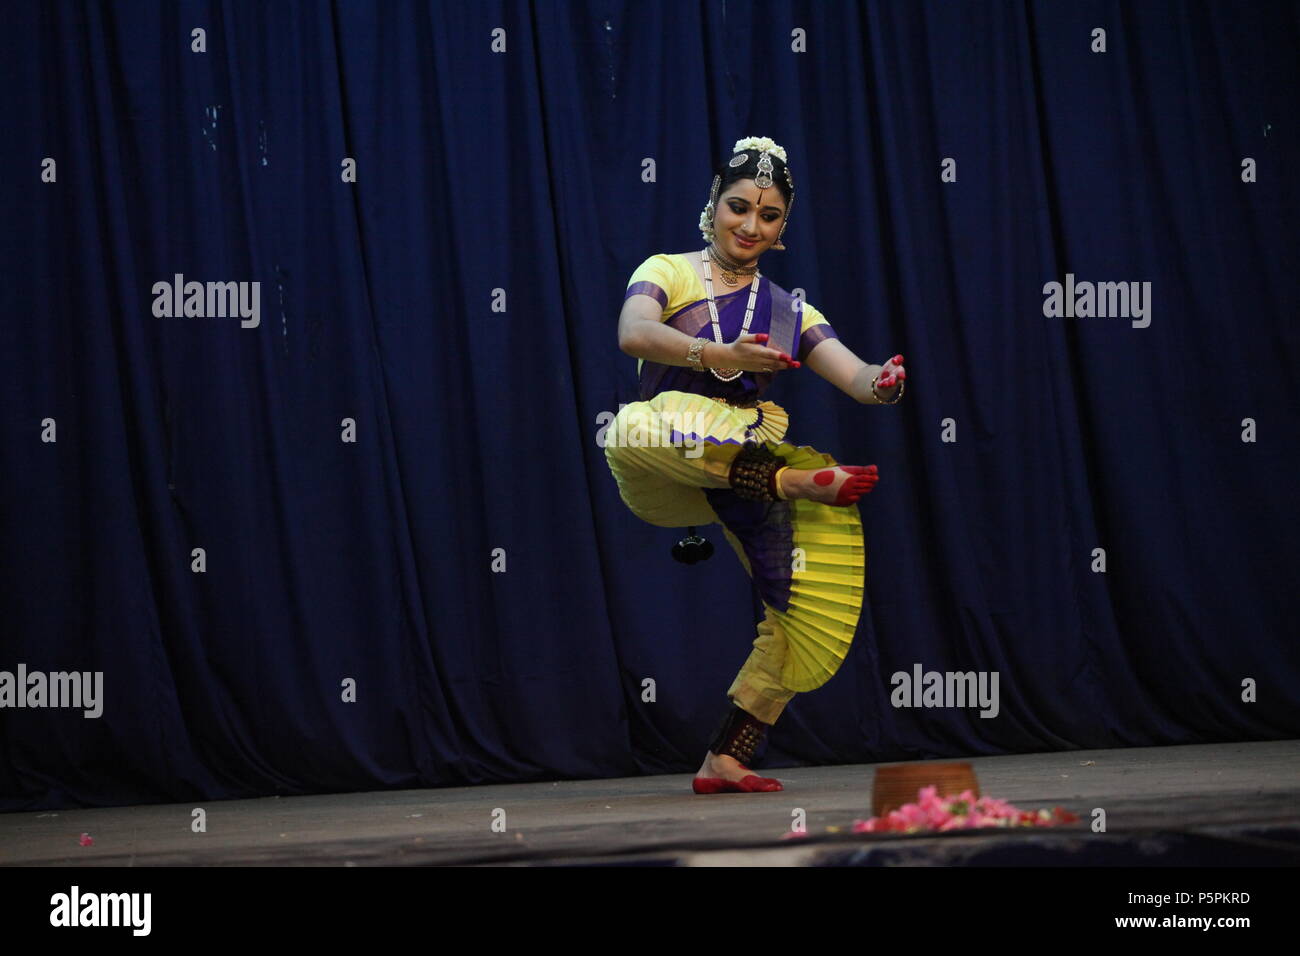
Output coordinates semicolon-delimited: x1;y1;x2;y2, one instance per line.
728;442;784;502
707;703;772;767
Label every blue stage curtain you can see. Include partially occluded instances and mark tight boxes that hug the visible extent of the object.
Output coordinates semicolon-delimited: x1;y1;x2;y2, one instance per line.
0;0;1296;809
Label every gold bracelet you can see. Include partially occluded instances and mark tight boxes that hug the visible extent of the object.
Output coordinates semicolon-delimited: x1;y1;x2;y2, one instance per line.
871;374;905;404
773;466;792;500
687;339;706;371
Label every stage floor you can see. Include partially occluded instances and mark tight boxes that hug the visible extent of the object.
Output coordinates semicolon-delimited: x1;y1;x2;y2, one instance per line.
3;740;1298;866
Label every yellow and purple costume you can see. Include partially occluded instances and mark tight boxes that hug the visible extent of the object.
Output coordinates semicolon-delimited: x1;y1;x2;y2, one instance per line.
604;252;865;725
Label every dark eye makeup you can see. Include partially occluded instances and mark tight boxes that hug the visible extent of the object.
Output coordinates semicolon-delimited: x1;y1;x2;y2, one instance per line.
728;202;780;221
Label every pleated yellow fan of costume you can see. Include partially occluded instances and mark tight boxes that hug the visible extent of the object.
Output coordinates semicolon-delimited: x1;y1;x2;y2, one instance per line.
746;401;789;445
765;442;866;692
715;439;866;693
644;391;791;449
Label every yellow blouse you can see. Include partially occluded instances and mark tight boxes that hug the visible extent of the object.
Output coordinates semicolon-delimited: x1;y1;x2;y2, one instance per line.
626;253;833;330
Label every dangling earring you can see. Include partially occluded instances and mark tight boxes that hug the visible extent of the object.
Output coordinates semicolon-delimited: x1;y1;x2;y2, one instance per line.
772;165;795;250
699;174;721;243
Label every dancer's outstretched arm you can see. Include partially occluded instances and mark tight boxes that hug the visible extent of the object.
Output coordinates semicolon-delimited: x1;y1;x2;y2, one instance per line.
803;338;906;404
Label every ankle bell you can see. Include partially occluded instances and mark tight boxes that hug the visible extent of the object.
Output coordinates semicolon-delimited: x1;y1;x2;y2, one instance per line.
707;703;772;767
728;442;785;502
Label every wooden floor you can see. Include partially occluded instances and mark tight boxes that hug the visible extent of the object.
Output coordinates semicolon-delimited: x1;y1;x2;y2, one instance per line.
3;740;1298;866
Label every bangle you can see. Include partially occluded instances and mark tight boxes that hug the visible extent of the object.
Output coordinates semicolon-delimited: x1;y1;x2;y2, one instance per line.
687;339;706;372
871;374;904;404
772;465;792;500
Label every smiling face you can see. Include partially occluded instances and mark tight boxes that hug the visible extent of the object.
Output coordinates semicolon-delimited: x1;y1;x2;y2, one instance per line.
713;179;787;262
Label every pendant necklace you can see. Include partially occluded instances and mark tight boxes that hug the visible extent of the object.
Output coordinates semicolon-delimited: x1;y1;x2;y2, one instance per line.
700;248;761;382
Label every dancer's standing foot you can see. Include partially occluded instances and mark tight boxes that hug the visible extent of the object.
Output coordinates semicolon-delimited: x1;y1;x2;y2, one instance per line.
694;752;783;792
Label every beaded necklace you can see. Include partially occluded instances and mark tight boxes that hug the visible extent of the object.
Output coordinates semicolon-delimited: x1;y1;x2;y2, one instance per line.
700;248;761;383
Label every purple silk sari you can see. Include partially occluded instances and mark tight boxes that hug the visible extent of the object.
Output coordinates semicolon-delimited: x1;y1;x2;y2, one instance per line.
623;275;808;405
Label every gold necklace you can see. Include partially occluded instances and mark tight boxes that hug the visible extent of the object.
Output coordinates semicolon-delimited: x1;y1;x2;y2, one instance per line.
706;242;758;287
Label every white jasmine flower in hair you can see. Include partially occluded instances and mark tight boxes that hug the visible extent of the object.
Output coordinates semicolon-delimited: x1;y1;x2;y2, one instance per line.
699;206;714;241
733;136;787;164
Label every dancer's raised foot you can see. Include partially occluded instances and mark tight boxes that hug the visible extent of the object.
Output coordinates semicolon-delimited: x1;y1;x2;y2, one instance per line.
778;464;878;506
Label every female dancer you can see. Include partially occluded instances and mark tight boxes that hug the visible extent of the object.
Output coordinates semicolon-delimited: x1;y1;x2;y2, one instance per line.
604;136;906;793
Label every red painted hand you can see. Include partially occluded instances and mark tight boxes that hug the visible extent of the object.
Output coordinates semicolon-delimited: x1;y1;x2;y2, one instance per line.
876;354;906;389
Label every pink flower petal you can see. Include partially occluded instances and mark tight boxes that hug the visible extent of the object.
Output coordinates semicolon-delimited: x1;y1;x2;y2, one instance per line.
863;792;1076;834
